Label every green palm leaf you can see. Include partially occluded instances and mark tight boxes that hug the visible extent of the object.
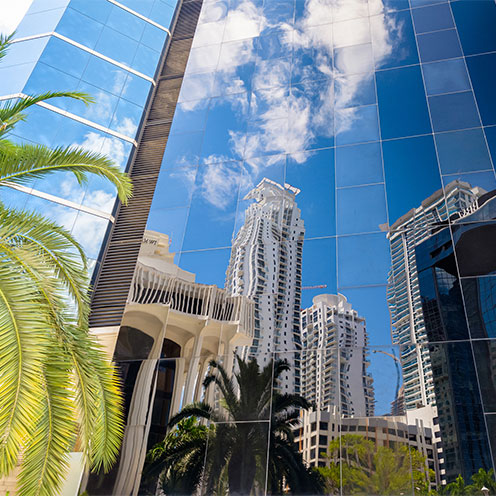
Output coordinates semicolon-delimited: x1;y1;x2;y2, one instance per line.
0;143;132;204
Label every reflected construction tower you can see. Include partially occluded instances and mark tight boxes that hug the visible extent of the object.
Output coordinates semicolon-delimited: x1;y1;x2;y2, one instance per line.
386;180;484;411
225;178;305;393
300;294;375;417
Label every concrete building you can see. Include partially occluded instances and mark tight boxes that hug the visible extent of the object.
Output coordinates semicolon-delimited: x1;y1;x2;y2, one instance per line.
85;230;254;495
385;180;484;411
300;294;374;417
225;178;305;393
295;408;439;486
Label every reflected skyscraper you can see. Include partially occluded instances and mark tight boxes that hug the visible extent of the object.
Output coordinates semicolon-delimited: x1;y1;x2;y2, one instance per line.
225;178;305;393
386;180;484;411
300;294;374;417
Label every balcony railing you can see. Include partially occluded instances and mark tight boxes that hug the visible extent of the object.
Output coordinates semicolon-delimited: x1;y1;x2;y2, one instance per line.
128;263;254;337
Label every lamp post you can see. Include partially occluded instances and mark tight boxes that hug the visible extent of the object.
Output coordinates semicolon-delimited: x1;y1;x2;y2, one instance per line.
481;486;489;496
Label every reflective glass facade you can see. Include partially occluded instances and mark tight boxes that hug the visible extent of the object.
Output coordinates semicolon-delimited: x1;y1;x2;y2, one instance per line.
0;0;178;270
9;0;496;494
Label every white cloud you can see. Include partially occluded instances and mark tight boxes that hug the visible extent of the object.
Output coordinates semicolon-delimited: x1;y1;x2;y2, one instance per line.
0;0;33;35
77;131;127;170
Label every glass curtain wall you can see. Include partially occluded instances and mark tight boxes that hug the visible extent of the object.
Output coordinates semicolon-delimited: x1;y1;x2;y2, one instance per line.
0;0;177;273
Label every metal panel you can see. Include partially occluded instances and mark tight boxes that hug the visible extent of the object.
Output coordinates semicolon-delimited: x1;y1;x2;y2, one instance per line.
89;0;203;327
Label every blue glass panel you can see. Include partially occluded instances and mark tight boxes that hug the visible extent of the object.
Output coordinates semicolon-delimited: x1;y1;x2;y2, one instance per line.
131;44;160;77
294;0;333;26
150;166;197;209
193;21;225;47
94;26;138;66
337;183;387;235
335;105;380;146
334;73;376;109
376;65;431;140
422;58;470;96
179;72;216;102
107;6;146;40
467;53;496;126
442;171;496;197
417;29;462;63
26;0;69;14
382;135;442;225
245;118;289;158
0;63;36;95
63;81;118;127
436;128;492;175
339;286;391;346
15;8;66;38
371;10;418;70
428;91;480;132
185;44;221;75
261;0;294;33
332;0;368;22
0;186;30;211
140;23;168;50
81;56;128;96
182;162;242;250
178;248;231;287
249;86;289;122
301;238;337;308
109;98;143;137
286;149;335;238
55;7;104;49
14;106;65;146
121;74;151;107
368;0;409;14
333;17;370;48
71;212;109;258
3;37;49;67
68;0;112;23
412;3;453;34
451;0;496;56
291;24;333;83
115;0;154;18
253;57;291;90
161;132;203;169
289;79;334;151
486;126;496;166
39;37;90;79
213;38;256;95
148;1;175;28
337;233;390;287
410;0;447;6
169;100;209;135
334;43;374;75
147;207;189;253
336;142;383;188
201;95;248;162
23;63;79;107
255;30;289;61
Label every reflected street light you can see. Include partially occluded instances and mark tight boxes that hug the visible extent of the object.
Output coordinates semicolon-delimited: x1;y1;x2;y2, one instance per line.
481;486;489;496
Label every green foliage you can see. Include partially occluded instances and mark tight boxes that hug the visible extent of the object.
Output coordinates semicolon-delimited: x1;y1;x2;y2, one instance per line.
143;356;326;495
0;33;133;495
437;469;496;495
318;434;435;495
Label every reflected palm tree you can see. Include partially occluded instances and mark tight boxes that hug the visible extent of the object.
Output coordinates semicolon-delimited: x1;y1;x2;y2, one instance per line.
143;357;325;495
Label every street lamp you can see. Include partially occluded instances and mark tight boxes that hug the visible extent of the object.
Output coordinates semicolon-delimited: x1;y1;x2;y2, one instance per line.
481;486;489;496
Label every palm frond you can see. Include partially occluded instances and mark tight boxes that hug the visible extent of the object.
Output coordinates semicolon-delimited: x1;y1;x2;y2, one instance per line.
168;402;215;428
17;355;76;496
0;143;132;203
0;263;48;476
0;33;14;61
0;93;93;138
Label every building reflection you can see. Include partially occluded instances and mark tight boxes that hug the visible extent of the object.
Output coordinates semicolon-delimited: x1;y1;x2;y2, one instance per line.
86;231;254;495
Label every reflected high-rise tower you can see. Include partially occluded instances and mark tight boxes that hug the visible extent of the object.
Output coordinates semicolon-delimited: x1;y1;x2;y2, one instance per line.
300;294;375;417
386;180;484;411
225;178;305;393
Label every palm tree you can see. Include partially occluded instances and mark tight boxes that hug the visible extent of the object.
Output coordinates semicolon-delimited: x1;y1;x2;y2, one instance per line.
145;356;325;495
0;34;132;495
